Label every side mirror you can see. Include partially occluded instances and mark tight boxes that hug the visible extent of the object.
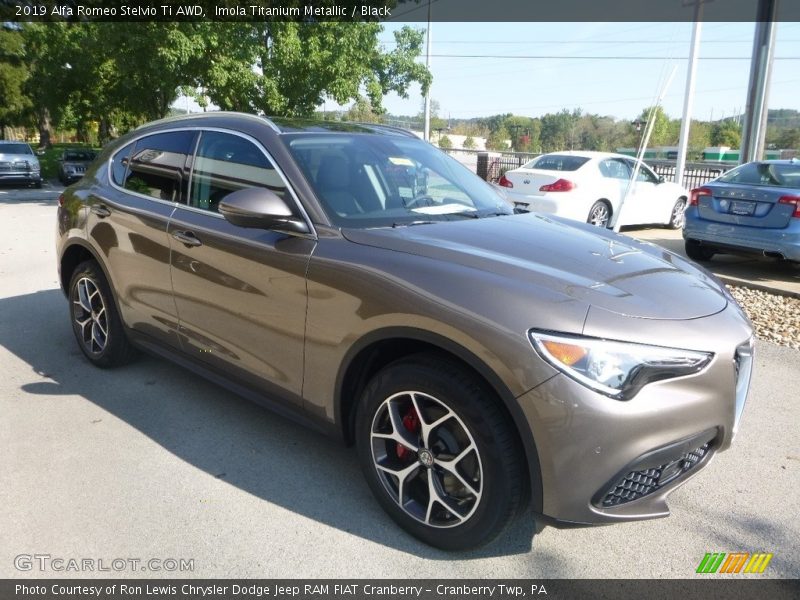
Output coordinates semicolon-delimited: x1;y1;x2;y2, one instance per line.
218;187;310;235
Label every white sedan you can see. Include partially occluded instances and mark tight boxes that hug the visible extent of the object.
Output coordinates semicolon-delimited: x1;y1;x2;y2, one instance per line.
498;151;689;229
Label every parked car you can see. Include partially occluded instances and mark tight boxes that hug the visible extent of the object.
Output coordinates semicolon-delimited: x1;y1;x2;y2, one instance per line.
56;113;753;550
683;159;800;263
498;151;688;229
0;140;42;188
58;148;97;184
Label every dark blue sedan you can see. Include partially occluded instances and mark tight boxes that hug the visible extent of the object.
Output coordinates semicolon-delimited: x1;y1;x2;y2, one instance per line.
683;159;800;263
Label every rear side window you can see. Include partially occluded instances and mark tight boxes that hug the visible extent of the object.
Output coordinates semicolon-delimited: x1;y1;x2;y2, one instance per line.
718;162;800;188
110;142;134;187
599;159;632;180
524;155;590;171
189;131;286;213
124;131;196;203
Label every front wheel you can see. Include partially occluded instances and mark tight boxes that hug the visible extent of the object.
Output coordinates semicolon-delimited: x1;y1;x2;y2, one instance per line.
587;201;611;228
68;260;137;367
355;354;526;550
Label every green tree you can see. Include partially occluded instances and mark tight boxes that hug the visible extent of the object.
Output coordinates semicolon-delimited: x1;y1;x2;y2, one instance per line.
346;95;381;123
710;119;742;147
540;109;581;152
0;25;31;138
486;126;510;151
775;127;800;150
198;22;430;117
463;135;476;150
634;106;674;147
437;134;452;149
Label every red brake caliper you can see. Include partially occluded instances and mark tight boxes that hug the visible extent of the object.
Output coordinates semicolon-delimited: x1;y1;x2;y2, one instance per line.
396;406;420;460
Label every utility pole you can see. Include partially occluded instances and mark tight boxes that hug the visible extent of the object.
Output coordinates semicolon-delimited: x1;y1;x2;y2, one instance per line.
675;0;706;189
740;0;779;163
423;0;432;142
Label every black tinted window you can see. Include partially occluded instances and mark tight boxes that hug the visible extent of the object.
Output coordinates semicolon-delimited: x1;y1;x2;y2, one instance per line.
0;143;33;155
524;155;590;171
111;142;134;187
125;131;195;203
718;162;800;188
189;131;286;213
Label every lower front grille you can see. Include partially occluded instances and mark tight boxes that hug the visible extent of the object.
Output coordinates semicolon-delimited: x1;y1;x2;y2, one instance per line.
600;442;712;507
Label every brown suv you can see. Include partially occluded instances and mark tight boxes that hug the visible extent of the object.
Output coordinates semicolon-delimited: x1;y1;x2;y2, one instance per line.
57;113;753;550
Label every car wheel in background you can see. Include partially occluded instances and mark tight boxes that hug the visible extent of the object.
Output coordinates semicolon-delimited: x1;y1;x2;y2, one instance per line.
355;354;526;551
68;260;137;367
685;239;716;262
668;199;687;229
587;201;611;228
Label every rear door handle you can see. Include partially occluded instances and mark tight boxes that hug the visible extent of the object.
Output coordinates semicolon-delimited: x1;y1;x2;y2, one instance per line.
172;230;203;247
90;205;111;218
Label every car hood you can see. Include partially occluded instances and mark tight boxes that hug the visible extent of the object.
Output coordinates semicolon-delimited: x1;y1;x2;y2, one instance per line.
342;213;727;320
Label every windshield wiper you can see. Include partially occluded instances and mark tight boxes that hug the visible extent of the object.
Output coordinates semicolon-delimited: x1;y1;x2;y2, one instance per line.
392;220;437;228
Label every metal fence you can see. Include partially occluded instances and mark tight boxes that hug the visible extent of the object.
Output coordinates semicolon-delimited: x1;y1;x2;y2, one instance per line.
441;149;735;189
648;160;733;189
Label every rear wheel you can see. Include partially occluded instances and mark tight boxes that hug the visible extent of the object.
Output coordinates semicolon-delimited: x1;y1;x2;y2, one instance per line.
68;260;136;367
668;198;686;229
355;354;526;550
685;239;716;262
587;201;611;228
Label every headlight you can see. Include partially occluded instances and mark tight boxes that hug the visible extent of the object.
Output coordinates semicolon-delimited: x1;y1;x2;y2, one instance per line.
529;330;713;400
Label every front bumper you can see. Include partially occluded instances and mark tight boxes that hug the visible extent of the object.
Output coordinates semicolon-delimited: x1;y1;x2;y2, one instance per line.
518;304;754;525
0;171;41;185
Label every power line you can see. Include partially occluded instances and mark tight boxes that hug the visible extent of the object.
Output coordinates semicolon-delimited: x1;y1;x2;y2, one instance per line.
428;54;799;60
380;39;800;44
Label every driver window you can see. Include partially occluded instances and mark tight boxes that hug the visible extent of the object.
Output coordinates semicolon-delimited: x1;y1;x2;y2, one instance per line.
189;131;285;213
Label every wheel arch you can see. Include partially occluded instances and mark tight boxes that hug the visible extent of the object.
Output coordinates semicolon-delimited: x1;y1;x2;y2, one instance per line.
335;326;543;514
59;240;110;297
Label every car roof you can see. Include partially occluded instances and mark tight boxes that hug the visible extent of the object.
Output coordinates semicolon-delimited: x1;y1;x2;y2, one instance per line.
0;140;32;145
136;111;417;138
536;150;633;160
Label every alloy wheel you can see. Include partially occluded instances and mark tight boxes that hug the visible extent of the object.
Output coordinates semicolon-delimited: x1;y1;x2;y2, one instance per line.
589;203;610;227
72;277;108;355
369;391;483;528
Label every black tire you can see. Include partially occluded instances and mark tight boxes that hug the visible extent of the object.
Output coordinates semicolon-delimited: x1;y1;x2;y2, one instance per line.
667;198;687;229
68;260;137;367
587;200;611;228
685;239;716;262
355;354;526;551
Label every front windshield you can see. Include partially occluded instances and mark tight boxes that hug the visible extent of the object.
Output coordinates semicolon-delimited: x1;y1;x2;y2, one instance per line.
284;133;511;227
0;143;33;155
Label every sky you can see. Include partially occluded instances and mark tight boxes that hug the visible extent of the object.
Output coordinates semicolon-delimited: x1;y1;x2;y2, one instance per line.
365;21;800;123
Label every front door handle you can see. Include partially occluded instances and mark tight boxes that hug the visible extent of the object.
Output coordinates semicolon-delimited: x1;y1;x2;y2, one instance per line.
172;230;203;247
90;205;111;218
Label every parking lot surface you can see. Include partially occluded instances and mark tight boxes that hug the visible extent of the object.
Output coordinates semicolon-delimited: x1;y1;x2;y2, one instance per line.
2;189;798;578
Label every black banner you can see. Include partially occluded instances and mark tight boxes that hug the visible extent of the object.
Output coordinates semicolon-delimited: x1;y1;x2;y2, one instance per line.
2;580;799;600
2;0;800;23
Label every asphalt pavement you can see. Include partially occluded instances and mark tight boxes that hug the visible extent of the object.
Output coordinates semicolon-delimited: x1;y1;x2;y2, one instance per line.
1;187;798;578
